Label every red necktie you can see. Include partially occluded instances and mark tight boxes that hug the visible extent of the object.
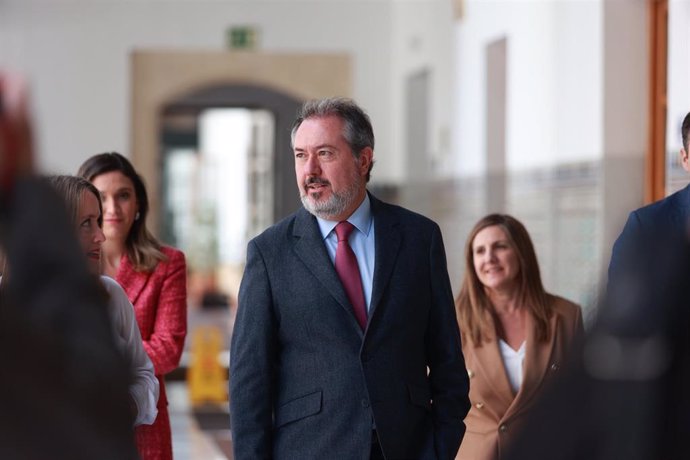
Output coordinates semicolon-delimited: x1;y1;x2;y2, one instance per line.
335;221;367;330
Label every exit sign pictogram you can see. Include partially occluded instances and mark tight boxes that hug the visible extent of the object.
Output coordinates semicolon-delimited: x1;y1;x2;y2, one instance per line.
227;26;259;50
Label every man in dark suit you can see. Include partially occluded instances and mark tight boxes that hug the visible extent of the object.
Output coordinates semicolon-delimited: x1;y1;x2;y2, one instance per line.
608;111;690;284
230;97;470;459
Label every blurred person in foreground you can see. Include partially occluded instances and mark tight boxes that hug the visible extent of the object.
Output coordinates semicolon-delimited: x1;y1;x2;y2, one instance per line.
608;111;690;285
46;174;159;426
455;214;584;460
504;221;690;459
230;97;470;459
78;152;187;460
524;110;690;460
0;72;138;459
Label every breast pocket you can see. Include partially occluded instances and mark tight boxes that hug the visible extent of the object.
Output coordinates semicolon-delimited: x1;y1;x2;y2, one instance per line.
274;390;323;428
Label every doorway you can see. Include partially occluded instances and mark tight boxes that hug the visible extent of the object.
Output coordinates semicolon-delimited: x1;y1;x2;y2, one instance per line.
131;51;351;303
160;104;276;307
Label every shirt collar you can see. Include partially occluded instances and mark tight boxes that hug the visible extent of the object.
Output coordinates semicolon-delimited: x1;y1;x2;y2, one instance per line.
316;193;373;240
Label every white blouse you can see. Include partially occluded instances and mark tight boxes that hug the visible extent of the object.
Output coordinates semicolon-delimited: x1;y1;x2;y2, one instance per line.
101;276;160;426
0;275;159;425
498;339;526;394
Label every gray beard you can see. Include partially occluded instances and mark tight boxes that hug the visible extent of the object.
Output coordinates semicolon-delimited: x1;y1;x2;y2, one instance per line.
301;179;362;220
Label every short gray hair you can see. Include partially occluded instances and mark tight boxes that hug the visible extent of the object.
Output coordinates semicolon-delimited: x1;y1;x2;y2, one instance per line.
291;97;375;182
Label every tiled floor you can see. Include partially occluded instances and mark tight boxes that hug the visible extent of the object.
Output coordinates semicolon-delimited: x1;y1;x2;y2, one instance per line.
169;381;232;459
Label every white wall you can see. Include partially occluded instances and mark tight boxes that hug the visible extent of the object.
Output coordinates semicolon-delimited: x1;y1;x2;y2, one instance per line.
390;0;456;180
552;0;603;165
600;0;649;274
453;0;603;177
667;0;690;153
0;0;407;181
450;0;617;306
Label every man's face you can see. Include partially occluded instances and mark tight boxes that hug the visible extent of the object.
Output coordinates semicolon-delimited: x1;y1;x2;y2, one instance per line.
293;115;372;221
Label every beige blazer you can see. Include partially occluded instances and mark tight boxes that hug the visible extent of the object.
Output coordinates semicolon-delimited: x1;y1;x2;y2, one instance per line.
456;295;584;460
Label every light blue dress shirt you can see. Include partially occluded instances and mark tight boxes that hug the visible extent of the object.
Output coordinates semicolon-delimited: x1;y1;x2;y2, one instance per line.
316;194;376;312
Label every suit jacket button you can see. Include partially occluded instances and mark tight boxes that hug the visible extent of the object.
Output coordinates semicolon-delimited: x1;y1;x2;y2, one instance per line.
550;363;560;371
361;399;370;408
499;424;508;433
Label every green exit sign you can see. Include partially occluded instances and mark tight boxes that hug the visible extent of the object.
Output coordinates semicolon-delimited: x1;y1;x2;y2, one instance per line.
227;26;259;50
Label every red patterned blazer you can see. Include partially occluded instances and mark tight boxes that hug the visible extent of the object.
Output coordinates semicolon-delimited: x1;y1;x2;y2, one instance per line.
116;245;187;459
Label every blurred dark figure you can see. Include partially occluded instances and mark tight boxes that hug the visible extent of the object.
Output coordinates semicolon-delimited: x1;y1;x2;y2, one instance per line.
504;227;690;460
504;112;690;460
0;73;139;459
608;111;690;288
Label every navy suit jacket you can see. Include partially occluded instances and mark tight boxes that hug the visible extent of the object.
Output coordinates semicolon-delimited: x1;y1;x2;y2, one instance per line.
230;193;470;460
509;191;690;460
608;184;690;291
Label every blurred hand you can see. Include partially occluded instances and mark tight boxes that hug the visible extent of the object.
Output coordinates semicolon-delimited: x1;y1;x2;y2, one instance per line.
0;72;34;198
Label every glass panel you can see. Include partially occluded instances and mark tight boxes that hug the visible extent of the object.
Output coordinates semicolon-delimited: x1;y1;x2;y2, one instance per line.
666;0;690;194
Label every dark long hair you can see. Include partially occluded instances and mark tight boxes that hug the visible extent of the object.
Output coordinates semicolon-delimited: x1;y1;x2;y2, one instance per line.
455;214;552;346
78;152;165;272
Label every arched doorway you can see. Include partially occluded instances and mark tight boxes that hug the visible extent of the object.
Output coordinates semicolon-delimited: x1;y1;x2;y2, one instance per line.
131;50;351;304
158;84;302;307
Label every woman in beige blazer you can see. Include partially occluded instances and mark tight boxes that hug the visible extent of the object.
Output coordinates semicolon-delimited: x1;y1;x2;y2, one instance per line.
455;214;584;460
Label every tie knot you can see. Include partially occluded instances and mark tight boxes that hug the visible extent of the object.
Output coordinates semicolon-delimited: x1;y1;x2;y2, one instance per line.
335;221;355;242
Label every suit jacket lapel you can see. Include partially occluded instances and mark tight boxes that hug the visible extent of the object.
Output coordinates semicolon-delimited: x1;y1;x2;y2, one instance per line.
471;316;516;415
368;196;401;322
504;311;557;421
117;254;150;304
292;208;363;334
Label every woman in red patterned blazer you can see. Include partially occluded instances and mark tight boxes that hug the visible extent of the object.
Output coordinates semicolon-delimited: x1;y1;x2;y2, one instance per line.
79;152;187;460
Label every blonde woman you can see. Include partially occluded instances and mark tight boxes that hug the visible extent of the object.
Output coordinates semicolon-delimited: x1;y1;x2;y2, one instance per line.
455;214;583;460
46;174;159;426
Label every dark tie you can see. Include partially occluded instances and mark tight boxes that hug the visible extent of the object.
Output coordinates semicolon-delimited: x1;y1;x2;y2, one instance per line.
335;221;367;330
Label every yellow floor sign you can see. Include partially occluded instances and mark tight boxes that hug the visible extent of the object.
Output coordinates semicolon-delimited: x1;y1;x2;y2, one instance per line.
187;325;228;405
